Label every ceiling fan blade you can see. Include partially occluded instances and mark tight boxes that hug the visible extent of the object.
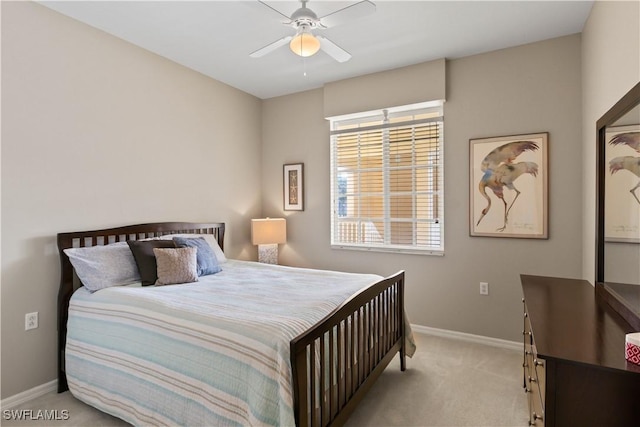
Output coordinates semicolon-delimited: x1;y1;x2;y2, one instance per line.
250;36;293;58
257;1;292;22
317;36;352;63
320;1;376;28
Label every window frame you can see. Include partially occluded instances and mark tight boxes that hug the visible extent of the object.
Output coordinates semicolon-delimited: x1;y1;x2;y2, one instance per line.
329;100;445;256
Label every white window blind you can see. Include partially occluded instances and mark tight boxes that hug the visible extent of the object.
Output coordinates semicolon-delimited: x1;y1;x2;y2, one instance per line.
329;102;444;255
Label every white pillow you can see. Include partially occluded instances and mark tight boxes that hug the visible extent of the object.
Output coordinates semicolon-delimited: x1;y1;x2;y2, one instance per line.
159;233;227;263
64;242;141;292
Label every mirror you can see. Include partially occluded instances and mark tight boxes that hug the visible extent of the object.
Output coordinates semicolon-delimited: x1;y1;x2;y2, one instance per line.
596;82;640;288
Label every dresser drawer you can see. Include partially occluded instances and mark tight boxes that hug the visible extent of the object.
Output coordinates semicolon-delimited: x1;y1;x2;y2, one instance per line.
533;357;545;401
523;300;533;382
524;299;545;426
527;356;545;426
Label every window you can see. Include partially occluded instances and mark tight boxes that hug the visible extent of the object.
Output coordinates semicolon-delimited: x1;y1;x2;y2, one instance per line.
329;101;444;255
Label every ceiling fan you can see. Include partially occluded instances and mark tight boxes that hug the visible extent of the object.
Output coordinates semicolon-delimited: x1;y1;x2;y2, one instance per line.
250;0;376;63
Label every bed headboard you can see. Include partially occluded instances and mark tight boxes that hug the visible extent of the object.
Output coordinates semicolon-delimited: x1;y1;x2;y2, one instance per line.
56;221;225;392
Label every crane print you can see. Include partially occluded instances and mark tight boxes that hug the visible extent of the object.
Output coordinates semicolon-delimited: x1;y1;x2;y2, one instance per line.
609;131;640;205
609;131;640;153
475;140;540;232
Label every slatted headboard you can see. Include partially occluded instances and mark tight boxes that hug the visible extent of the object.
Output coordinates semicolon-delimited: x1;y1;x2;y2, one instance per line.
56;221;225;392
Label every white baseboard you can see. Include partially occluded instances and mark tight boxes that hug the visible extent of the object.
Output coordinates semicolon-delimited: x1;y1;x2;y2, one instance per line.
0;380;57;410
411;324;521;352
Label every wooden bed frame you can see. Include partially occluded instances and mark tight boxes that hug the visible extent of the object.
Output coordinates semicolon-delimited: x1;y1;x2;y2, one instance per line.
57;221;406;427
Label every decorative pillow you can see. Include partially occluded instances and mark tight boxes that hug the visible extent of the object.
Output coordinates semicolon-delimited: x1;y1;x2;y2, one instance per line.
64;242;140;292
159;233;227;263
153;247;198;286
173;237;222;276
127;240;177;286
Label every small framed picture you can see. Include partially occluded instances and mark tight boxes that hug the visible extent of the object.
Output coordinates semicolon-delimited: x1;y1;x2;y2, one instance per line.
284;163;304;211
469;132;548;239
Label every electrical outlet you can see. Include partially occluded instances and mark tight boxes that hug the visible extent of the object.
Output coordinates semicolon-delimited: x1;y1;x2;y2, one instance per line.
25;312;38;331
479;282;489;295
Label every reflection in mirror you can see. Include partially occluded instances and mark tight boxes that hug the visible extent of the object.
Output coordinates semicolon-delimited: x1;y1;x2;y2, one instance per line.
603;102;640;286
596;82;640;309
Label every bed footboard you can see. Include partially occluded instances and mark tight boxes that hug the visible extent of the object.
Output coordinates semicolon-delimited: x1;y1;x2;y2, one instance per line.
290;271;405;427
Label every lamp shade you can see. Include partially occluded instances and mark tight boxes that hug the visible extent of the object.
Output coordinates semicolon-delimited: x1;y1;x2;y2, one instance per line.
290;32;320;57
251;218;287;245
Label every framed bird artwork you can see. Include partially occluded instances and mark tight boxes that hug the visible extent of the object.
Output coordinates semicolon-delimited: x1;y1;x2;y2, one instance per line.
605;125;640;243
469;132;548;238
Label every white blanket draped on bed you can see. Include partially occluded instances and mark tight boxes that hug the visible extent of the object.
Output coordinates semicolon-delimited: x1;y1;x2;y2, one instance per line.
66;260;410;426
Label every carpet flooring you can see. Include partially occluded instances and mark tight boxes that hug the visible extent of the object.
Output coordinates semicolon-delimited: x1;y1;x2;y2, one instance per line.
2;333;528;426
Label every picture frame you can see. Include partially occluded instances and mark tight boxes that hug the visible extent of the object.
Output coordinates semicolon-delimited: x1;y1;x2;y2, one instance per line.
284;163;304;211
604;125;640;243
469;132;548;238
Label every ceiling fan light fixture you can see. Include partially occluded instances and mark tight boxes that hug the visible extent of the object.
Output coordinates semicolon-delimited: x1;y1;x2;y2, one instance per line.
290;31;320;57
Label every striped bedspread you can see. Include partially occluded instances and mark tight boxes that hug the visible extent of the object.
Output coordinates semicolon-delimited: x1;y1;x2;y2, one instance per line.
66;260;385;426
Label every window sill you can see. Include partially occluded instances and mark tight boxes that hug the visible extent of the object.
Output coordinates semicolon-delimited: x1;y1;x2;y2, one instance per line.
330;244;444;256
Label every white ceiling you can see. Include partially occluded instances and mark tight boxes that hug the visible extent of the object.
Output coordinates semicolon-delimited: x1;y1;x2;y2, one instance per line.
40;1;594;100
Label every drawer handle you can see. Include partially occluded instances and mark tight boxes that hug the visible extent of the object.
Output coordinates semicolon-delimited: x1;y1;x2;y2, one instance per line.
533;412;543;421
534;359;544;367
528;375;537;383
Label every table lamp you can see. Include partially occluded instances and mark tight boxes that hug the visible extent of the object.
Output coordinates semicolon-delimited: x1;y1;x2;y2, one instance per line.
251;218;286;264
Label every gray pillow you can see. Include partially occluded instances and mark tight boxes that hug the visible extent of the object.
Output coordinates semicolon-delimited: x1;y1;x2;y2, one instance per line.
154;247;198;286
64;242;140;292
173;237;222;276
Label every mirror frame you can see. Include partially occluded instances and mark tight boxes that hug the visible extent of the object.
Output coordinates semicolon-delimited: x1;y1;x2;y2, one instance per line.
595;81;640;284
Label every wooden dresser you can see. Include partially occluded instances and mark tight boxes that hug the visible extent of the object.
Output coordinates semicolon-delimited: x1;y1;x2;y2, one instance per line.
521;275;640;427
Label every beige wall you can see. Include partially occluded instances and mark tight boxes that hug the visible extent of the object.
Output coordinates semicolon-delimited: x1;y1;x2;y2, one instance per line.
581;0;640;282
1;2;262;398
262;34;583;343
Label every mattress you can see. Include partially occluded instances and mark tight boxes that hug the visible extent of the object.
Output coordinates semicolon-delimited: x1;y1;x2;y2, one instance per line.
65;260;385;426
